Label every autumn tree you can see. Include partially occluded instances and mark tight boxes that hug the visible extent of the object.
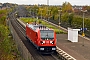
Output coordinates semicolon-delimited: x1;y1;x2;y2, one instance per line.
62;2;73;13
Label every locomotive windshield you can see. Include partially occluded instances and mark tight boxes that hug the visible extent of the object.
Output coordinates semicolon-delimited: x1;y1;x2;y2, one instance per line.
40;30;54;40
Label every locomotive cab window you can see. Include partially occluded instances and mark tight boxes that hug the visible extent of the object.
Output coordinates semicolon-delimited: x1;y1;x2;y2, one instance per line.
40;30;54;40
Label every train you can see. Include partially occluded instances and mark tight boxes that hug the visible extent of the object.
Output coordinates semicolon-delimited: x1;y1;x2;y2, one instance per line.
26;23;56;54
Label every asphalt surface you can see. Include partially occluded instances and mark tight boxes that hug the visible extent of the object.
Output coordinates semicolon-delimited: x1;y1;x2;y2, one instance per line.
44;19;90;60
56;34;90;60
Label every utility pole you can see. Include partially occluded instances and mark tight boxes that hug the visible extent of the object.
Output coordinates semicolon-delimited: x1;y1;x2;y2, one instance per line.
47;0;49;21
36;9;38;23
41;9;43;20
47;0;49;6
48;10;51;21
58;9;62;27
81;10;87;46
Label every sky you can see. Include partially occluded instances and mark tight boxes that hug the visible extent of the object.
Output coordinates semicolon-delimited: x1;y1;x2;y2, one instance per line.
1;0;90;6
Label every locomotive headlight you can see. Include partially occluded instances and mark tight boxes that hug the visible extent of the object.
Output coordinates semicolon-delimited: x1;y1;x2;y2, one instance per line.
40;48;44;50
43;41;45;43
50;41;54;44
50;41;52;43
40;41;45;44
52;48;56;50
41;43;43;44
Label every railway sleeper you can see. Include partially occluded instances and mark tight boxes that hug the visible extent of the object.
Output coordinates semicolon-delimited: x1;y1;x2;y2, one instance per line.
56;46;76;60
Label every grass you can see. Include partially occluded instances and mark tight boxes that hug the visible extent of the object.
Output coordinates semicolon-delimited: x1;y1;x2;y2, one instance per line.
20;17;66;34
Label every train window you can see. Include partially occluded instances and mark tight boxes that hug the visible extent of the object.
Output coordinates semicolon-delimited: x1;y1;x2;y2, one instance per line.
40;30;54;40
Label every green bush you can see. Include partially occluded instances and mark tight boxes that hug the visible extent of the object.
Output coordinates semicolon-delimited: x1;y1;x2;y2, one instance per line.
0;9;21;60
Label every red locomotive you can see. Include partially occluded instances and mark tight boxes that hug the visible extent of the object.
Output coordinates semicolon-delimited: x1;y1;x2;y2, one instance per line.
26;23;56;53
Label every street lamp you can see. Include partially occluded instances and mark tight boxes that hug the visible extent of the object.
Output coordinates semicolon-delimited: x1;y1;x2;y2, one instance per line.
58;9;62;27
36;9;38;18
29;8;32;17
48;10;51;21
36;9;38;23
81;10;87;46
33;9;34;18
47;0;49;20
41;9;43;20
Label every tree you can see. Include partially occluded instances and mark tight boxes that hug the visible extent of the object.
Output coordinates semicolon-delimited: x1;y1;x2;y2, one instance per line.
62;2;73;13
50;6;58;20
68;13;74;27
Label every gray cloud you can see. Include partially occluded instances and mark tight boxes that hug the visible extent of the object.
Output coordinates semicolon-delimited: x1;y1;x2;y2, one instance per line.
1;0;90;5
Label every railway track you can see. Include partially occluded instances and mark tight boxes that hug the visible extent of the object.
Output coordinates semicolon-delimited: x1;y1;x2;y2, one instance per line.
8;5;77;60
17;18;76;60
9;11;59;60
12;5;90;60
